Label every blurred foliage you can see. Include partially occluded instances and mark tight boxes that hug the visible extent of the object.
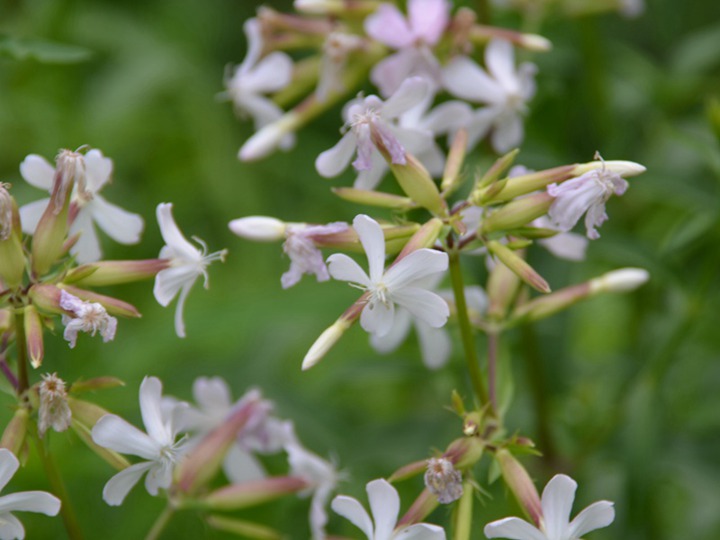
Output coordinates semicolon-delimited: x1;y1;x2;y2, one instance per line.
0;0;719;538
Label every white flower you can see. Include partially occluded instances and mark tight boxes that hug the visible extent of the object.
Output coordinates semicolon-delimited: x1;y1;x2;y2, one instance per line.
91;377;188;506
332;478;446;540
37;373;72;437
327;215;449;337
316;32;365;102
315;77;434;189
0;448;60;540
364;0;450;96
484;474;614;540
282;222;351;289
60;290;117;348
18;149;144;263
226;18;295;153
547;166;629;240
442;40;537;152
154;203;227;338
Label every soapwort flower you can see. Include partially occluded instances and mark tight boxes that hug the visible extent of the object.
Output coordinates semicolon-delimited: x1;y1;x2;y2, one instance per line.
37;373;72;437
332;478;446;540
92;377;189;505
60;290;118;349
154;203;227;338
18;149;143;263
0;449;61;539
484;474;614;540
327;215;449;337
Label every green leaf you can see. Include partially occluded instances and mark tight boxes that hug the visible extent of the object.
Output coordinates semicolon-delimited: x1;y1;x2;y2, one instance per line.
0;35;92;64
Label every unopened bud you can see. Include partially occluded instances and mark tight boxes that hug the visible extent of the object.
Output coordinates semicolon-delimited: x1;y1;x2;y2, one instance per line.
239;112;300;162
386;153;447;216
441;129;468;193
388;459;427;482
398;489;438;527
572;159;646;178
444;436;485;469
470;25;552;52
481;193;553;233
495;449;542;526
37;373;72;437
228;216;287;241
510;283;590;324
394;218;444;260
424;457;463;504
302;318;352;370
70;415;130;471
24;306;44;368
0;408;28;456
294;0;379;16
487;261;522;321
474;149;520;192
199;476;308;511
488;242;551;294
67;259;171;287
332;187;414;210
590;267;650;293
0;185;26;288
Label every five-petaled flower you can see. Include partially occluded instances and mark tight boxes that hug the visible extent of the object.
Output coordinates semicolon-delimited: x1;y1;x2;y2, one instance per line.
60;290;118;349
327;214;449;337
332;478;446;540
92;376;189;506
484;474;615;540
154;203;227;338
0;448;61;540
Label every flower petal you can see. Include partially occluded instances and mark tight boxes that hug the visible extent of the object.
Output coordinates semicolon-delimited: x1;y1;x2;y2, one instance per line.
538;232;588;262
485;40;519;94
331;495;374;539
491;112;523;153
567;500;615;538
541;474;577;540
0;450;19;492
370;50;419;99
382;77;430;119
0;513;25;539
391;287;449;328
0;492;60;516
144;461;173;496
360;300;395;337
239;18;263;73
484;516;546;540
153;265;199;307
394;522;447;540
353;215;386;282
316;132;357;178
223;444;267;484
353;154;388;191
69;210;102;264
364;4;413;49
139;377;170;444
102;461;153;506
367;479;400;540
326;254;371;287
18;198;50;235
384;249;448;290
89;195;144;245
19;155;55;190
83;149;113;193
92;415;159;461
243;52;294;94
156;203;200;262
415;321;451;369
443;57;504;104
172;282;194;338
193;377;232;413
370;308;412;354
409;0;450;44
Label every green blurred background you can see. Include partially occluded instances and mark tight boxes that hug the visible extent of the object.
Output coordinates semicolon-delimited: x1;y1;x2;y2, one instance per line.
1;0;719;538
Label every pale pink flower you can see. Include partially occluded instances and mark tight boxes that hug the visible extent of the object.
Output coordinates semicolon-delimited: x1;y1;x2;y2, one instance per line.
38;373;71;437
60;290;117;348
316;32;365;102
425;457;463;504
282;222;351;288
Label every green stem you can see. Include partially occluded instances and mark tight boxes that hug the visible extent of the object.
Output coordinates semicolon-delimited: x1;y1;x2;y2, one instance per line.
145;505;175;540
14;310;28;395
31;429;84;540
487;331;499;412
448;250;490;408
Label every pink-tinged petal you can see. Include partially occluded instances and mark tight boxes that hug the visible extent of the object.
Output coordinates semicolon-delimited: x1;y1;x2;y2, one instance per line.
327;254;371;287
193;377;232;412
353;154;388;191
0;513;24;539
89;195;144;245
223;445;266;484
156;203;200;262
367;479;400;540
384;249;448;289
370;308;412;354
442;57;504;104
415;321;451;369
316;132;357;178
102;461;153;506
243;52;294;94
0;492;60;516
154;265;200;307
69;210;102;264
538;232;588;261
382;77;430;119
584;202;608;240
485;40;519;94
364;4;414;49
239;18;263;73
567;500;615;538
484;517;546;540
491;111;523;153
353;215;386;282
19;154;55;190
92;415;159;461
140;377;170;444
173;282;194;338
408;0;450;45
370;50;418;98
394;522;447;540
360;300;394;337
391;287;449;328
0;450;19;492
332;495;374;539
83;149;113;193
541;474;577;539
19;198;51;235
353;125;376;170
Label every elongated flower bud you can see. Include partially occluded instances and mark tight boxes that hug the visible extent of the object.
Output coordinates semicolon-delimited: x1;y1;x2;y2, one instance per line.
59;285;140;318
332;188;413;210
198;476;308;511
488;242;551;294
481;193;553;233
302;317;353;370
386;152;446;216
228;216;287;241
67;260;171;287
0;408;28;456
398;489;438;527
0;185;26;288
496;449;542;526
441;129;468;193
294;0;380;16
24;306;44;369
590;267;650;293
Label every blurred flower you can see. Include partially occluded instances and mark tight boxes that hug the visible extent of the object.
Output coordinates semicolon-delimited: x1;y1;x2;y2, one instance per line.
484;474;614;540
317;32;365;102
425;457;463;504
282;222;351;289
332;478;446;540
154;203;227;338
327;215;449;337
364;0;450;96
60;290;117;348
92;377;188;505
0;448;61;539
19;149;143;263
37;373;71;437
443;40;537;152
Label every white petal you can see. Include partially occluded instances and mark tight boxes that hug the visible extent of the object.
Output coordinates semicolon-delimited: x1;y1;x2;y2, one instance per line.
0;492;60;516
394;125;434;155
69;210;102;264
326;254;371;287
382;77;430;119
153;265;199;307
391;288;449;328
102;462;153;506
223;445;266;484
370;308;412;354
541;474;576;540
415;321;451;369
19;155;54;190
367;479;400;540
418;100;474;135
173;282;194;338
364;4;413;49
384;249;448;290
360;300;395;337
140;377;170;444
442;57;504;104
538;232;588;262
567;501;614;538
18;199;50;235
353;215;386;283
316;132;357;178
83;149;113;193
237;93;284;129
243;52;293;94
89;195;144;245
156;203;200;262
144;461;173;496
491;112;523;153
408;0;450;45
0;450;19;492
331;495;374;539
394;523;447;540
193;377;232;413
464;107;497;149
0;513;24;539
485;40;519;94
417;143;445;178
370;50;419;99
353;153;388;191
239;18;263;73
484;517;546;540
91;415;159;461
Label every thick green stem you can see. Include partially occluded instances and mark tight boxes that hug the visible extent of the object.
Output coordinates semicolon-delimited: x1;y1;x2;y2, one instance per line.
14;310;28;395
488;331;499;412
32;429;84;540
448;250;489;408
145;505;175;540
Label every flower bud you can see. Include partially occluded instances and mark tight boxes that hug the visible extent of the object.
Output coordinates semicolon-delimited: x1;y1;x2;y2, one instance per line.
487;261;522;321
385;152;447;216
495;449;542;526
441;129;468;193
24;306;44;369
59;285;141;318
481;193;553;233
487;242;551;294
443;436;485;469
424;457;463;504
0;184;25;288
0;309;11;332
475;165;575;204
398;489;438;527
394;218;444;260
37;373;71;437
0;408;28;456
68;397;113;427
474;148;520;192
228;216;287;242
206;515;282;539
510;283;590;324
67;259;171;287
332;187;413;210
294;0;379;16
198;476;308;511
388;459;427;482
302;317;352;370
590;267;650;293
70;414;130;471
